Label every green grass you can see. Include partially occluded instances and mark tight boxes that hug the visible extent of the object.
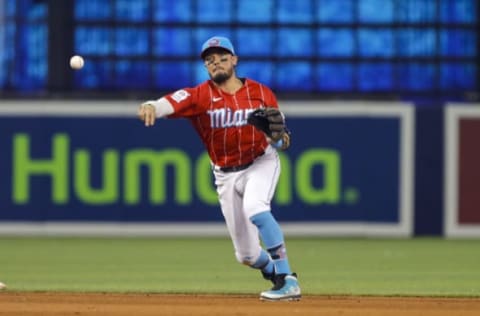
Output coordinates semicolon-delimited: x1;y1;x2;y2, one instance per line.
0;237;479;296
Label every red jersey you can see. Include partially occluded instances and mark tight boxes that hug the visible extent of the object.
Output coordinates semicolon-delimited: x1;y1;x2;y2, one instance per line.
164;78;278;168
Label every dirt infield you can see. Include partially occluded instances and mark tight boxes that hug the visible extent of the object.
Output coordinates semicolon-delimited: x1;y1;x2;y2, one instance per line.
1;292;479;316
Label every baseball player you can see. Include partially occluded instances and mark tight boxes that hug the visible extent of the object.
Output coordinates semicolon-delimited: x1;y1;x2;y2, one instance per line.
138;36;301;301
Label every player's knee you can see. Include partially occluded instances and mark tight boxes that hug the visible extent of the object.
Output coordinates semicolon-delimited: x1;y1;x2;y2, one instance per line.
235;251;258;266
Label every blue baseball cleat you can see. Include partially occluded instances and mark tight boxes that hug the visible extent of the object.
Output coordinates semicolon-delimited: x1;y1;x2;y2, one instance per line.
260;273;301;301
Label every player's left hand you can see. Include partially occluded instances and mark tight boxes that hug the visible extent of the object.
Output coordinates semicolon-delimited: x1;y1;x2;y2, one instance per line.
138;102;156;127
247;107;285;142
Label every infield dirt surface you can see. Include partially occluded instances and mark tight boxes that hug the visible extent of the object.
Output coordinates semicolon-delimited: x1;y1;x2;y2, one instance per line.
1;292;480;316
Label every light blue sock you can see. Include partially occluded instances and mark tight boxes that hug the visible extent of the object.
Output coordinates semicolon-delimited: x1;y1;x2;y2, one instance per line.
251;249;274;275
250;211;291;275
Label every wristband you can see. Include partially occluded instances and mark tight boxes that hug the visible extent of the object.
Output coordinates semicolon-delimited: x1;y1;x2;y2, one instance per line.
272;138;284;149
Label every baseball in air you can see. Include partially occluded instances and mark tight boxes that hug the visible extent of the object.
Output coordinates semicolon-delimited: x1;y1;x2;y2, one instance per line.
69;55;84;70
0;282;6;290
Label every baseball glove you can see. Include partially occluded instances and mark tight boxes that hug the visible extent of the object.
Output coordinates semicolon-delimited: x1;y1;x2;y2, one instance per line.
247;107;286;142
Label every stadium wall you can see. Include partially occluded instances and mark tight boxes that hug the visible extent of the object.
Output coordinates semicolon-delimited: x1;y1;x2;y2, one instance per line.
0;100;462;237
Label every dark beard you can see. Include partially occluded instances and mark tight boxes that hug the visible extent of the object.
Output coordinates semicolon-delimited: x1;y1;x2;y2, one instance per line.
211;72;231;84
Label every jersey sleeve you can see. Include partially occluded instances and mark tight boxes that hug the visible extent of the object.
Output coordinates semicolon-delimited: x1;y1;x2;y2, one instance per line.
262;84;279;109
164;87;200;118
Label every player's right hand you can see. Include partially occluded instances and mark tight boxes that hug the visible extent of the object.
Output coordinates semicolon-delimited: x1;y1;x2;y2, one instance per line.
138;102;156;127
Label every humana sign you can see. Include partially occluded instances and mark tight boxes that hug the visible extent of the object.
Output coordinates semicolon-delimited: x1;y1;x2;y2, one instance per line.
12;133;355;206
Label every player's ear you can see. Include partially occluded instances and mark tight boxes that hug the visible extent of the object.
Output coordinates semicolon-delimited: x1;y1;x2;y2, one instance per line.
232;55;238;66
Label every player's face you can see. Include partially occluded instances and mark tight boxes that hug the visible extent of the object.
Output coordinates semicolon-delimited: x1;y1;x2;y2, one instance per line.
204;52;237;84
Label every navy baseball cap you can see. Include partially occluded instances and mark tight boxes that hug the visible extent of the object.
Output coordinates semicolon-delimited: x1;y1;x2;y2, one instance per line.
200;36;235;59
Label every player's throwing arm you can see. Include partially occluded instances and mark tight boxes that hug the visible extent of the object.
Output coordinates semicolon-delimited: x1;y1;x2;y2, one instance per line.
138;103;156;127
138;98;175;127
